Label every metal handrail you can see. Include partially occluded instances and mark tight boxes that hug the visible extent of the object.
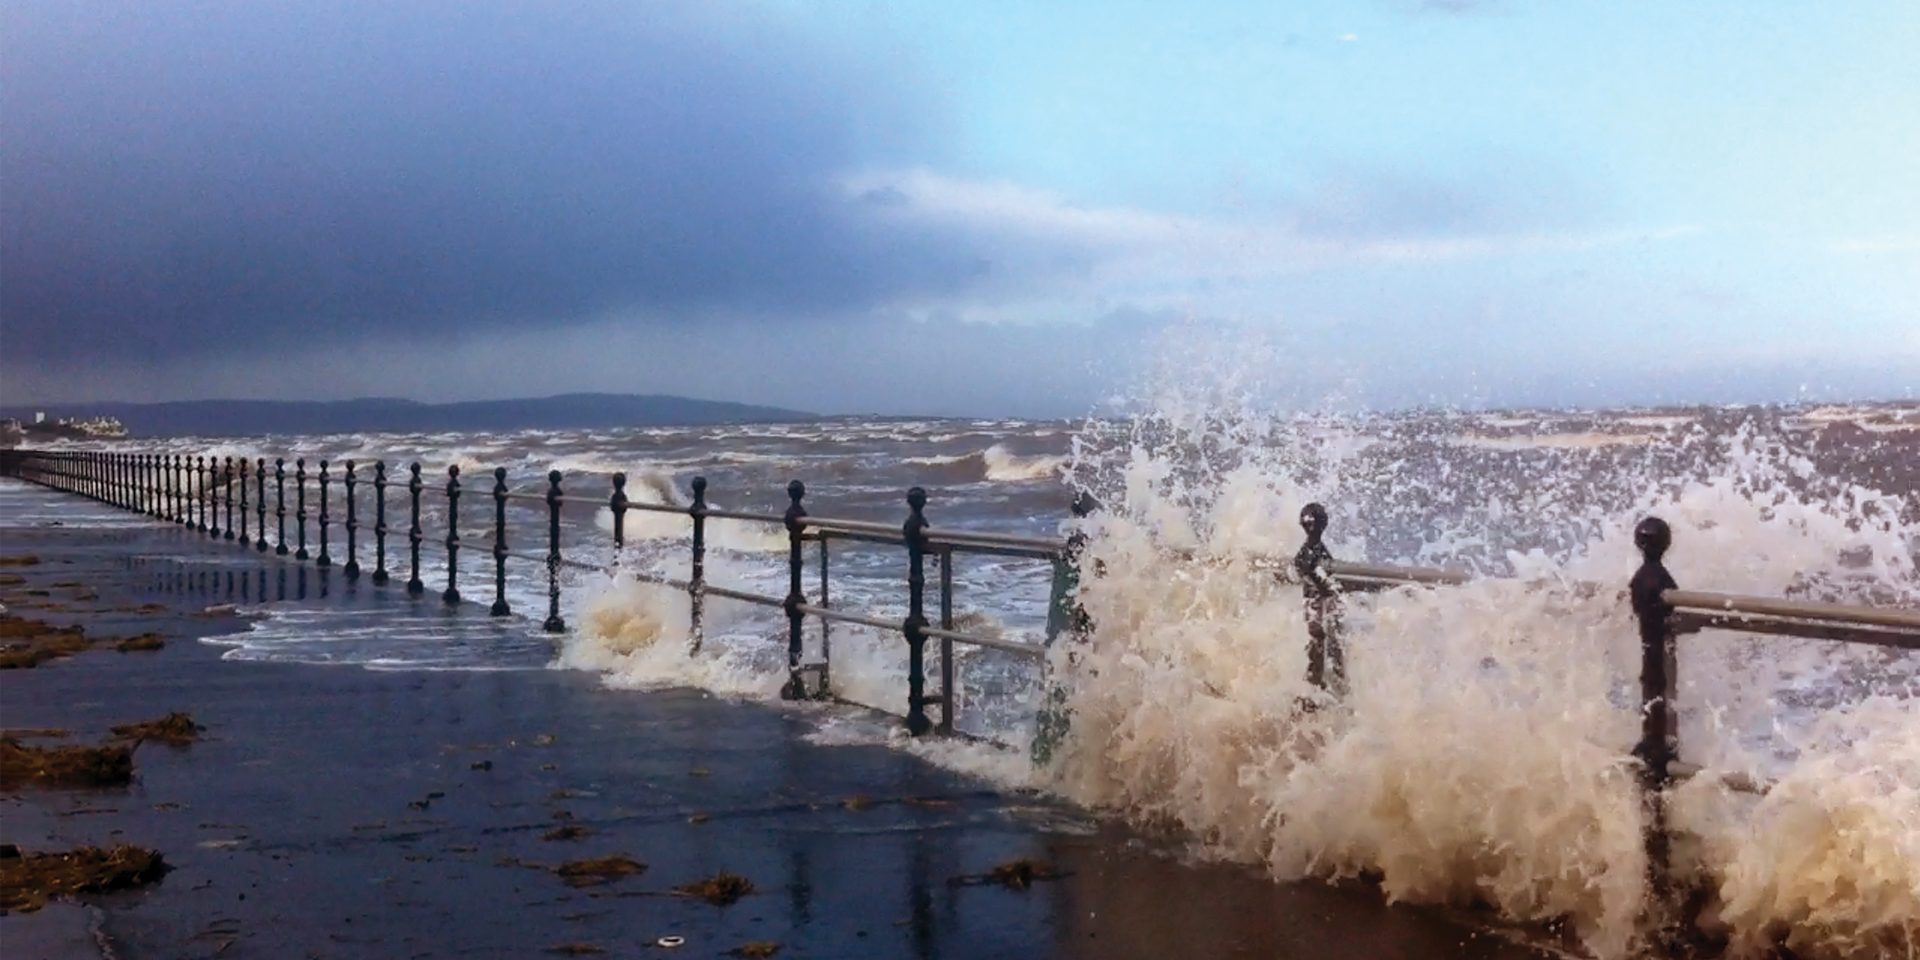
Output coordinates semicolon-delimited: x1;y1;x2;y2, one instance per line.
921;525;1061;553
1666;589;1920;632
795;602;897;633
803;516;899;537
705;507;786;523
923;624;1048;659
1328;559;1472;589
701;583;787;609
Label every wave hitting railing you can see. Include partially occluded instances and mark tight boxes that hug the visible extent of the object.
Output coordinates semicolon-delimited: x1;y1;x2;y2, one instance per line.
4;446;1917;903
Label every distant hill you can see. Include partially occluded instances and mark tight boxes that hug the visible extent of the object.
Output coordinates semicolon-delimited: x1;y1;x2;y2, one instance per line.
0;394;815;438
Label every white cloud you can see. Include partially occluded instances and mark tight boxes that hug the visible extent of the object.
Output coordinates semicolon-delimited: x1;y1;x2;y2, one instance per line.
1829;235;1920;255
840;168;1697;323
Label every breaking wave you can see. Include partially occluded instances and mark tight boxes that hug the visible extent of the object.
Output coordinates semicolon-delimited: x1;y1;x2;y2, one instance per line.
905;443;1066;483
1037;358;1918;958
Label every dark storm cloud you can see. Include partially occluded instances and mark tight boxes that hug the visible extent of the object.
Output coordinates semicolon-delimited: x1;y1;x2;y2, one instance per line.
1;2;984;361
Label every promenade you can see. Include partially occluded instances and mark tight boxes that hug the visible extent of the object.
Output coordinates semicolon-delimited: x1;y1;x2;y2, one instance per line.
1;480;1552;960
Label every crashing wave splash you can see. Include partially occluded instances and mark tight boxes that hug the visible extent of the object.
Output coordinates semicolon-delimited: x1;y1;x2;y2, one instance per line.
1039;369;1917;958
556;336;1915;958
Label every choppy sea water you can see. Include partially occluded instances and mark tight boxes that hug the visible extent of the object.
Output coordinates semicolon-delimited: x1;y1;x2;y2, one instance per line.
18;398;1920;958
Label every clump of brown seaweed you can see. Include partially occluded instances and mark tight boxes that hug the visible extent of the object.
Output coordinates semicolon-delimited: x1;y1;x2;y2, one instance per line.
0;844;168;912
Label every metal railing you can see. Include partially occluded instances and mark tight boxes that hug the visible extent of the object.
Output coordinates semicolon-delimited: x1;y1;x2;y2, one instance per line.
0;448;1071;737
4;445;1916;903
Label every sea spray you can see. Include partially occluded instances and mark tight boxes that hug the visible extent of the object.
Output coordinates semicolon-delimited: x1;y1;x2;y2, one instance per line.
1040;379;1918;956
1675;697;1920;958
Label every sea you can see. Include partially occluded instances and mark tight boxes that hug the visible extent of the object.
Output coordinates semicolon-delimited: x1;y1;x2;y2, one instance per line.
12;395;1918;959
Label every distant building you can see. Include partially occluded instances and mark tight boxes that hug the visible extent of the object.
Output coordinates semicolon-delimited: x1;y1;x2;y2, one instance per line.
16;414;129;440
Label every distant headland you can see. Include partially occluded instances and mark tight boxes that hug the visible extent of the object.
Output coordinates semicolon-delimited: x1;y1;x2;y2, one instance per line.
0;394;815;440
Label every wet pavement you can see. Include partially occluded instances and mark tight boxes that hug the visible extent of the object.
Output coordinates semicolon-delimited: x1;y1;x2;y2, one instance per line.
0;480;1559;959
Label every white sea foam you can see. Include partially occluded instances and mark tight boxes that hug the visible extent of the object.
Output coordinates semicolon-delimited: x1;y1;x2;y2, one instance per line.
1031;368;1918;957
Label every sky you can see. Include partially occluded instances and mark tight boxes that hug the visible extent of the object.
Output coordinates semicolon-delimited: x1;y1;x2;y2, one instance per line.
3;0;1916;417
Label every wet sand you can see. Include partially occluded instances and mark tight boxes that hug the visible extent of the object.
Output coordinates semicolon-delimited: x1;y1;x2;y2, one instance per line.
0;482;1559;959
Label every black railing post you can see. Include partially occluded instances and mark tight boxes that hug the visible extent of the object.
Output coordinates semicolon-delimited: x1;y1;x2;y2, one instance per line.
489;467;509;616
901;487;932;735
194;456;208;531
174;455;185;524
779;481;809;700
406;463;424;595
1294;502;1346;695
543;470;565;633
688;476;707;654
371;462;390;584
442;465;462;605
315;461;332;567
208;455;222;537
1630;516;1679;907
343;462;360;579
275;458;289;555
208;455;221;532
609;472;628;554
223;457;237;540
238;459;250;543
938;545;955;735
817;532;832;696
294;458;310;560
255;458;269;552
